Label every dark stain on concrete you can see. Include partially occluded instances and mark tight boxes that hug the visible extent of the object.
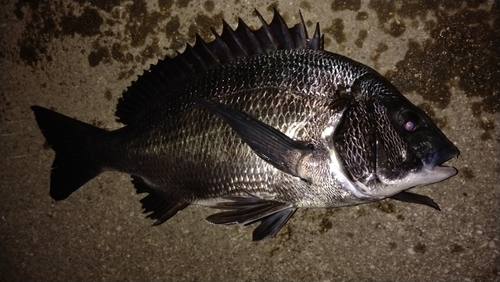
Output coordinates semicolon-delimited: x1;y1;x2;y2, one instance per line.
14;0;175;73
203;1;214;12
165;15;183;52
60;7;103;37
19;40;41;67
413;242;427;254
14;0;38;21
0;93;10;122
88;46;110;67
356;207;366;218
367;1;396;25
176;0;192;9
367;1;408;37
299;1;311;11
371;201;396;214
275;223;293;241
354;30;368;48
450;243;465;253
389;241;397;250
370;42;388;62
158;0;175;12
269;246;280;256
324;18;346;44
460;167;474;180
356;11;369;21
104;90;113;101
388;19;405;37
79;0;121;14
479;116;495;140
118;68;137;81
305;19;314;29
139;38;162;63
380;1;499;135
318;218;333;234
187;12;224;41
297;208;341;234
111;43;128;63
330;0;362;11
126;1;163;48
16;2;106;67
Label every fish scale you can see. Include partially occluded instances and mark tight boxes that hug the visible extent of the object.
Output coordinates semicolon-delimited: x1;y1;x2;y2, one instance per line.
31;9;459;241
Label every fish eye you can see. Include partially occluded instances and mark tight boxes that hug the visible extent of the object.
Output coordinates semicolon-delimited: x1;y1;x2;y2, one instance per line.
399;110;421;132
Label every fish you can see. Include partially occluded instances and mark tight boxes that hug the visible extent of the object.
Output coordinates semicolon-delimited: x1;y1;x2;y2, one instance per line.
31;9;459;241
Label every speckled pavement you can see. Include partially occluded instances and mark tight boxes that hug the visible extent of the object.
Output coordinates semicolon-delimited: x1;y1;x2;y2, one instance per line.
1;1;498;281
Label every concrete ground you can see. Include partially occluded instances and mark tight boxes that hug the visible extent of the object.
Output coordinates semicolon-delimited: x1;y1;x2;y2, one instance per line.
1;1;499;281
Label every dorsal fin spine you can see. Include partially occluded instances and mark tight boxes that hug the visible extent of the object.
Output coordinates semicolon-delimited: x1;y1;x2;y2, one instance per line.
210;28;236;63
269;8;293;49
311;22;323;50
169;55;192;80
221;20;249;57
236;18;264;54
254;10;278;52
174;49;197;73
194;34;220;68
184;44;207;72
288;12;307;49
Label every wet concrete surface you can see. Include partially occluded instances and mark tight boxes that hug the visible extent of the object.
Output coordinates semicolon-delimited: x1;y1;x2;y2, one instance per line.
1;1;499;281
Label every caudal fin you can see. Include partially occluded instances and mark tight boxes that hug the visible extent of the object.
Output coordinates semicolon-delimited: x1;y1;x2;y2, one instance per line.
31;106;106;200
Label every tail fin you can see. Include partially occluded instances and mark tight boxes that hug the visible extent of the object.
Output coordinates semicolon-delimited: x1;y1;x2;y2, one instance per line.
31;106;106;200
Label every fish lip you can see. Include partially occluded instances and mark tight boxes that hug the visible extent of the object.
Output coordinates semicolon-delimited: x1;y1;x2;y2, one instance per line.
421;146;460;171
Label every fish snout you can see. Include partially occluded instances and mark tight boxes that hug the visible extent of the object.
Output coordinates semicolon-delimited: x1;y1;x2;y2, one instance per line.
421;145;460;171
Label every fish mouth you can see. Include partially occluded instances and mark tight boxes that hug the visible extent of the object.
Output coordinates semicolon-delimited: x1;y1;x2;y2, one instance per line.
421;145;460;171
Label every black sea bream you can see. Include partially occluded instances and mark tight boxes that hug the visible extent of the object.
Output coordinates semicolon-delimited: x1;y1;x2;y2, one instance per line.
31;10;459;241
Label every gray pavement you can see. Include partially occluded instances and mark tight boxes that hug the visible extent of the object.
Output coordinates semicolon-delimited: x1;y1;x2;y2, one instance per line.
1;1;499;281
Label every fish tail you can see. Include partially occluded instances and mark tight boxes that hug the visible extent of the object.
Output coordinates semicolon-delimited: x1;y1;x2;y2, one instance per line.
31;106;106;200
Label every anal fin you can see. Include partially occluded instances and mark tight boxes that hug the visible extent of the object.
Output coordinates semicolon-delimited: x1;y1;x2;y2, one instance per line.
206;196;297;241
252;208;296;241
132;175;189;225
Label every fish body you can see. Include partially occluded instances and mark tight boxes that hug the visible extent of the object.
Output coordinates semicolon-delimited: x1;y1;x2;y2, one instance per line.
31;10;459;241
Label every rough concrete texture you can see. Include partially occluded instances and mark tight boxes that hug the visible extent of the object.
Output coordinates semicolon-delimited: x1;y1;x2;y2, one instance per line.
1;0;499;281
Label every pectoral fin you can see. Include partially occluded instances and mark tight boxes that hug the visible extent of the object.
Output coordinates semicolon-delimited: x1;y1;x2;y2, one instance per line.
194;98;313;180
205;196;297;241
390;191;441;211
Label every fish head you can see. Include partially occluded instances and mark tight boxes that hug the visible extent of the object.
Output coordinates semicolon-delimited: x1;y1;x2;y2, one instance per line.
333;76;459;199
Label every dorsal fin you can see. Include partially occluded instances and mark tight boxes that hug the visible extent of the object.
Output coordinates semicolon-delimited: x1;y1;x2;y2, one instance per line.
115;9;324;125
